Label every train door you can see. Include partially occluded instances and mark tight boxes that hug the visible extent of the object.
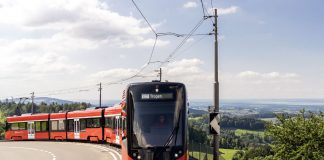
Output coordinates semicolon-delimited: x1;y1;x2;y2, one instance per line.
74;119;80;139
115;116;120;144
27;122;35;139
121;117;125;137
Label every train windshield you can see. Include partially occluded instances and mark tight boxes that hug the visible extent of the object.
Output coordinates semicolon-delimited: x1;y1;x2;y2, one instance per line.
130;84;185;148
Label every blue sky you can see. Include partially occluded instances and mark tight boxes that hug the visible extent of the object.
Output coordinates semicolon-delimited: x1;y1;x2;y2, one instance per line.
0;0;323;101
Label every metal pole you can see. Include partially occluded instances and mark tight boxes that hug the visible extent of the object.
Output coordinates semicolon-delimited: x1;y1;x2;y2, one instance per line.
206;143;208;160
213;9;220;160
31;92;34;114
159;68;162;82
192;140;194;157
199;143;202;160
98;82;102;108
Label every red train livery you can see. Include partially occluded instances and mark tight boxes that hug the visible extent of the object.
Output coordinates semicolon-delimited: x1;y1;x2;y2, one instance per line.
5;104;126;146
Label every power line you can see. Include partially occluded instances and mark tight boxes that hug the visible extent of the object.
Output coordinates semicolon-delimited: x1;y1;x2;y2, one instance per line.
131;0;157;36
157;32;213;37
200;0;214;24
171;34;210;60
0;2;213;100
200;0;207;17
158;17;206;67
210;0;214;9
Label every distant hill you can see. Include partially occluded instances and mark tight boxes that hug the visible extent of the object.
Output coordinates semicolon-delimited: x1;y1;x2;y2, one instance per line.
189;108;208;115
8;97;74;105
33;97;74;105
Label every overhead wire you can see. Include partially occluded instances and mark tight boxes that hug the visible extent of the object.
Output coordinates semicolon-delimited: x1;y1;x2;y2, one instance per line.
200;0;207;17
171;34;210;61
1;1;214;99
131;0;157;35
158;17;206;67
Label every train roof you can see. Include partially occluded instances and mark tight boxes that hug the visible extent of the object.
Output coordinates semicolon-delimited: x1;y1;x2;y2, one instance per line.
104;105;124;115
49;112;66;119
7;113;50;123
67;108;103;119
128;81;185;86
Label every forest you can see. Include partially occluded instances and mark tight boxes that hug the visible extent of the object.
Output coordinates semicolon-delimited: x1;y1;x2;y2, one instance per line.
189;110;324;160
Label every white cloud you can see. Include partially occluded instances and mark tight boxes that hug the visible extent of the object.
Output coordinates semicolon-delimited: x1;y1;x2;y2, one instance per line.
237;71;299;82
90;68;138;81
183;2;198;9
138;38;170;47
0;52;83;79
0;0;162;48
208;6;239;15
186;38;195;43
0;0;170;86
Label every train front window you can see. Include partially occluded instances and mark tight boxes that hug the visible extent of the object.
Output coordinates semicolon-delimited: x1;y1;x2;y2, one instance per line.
130;85;185;149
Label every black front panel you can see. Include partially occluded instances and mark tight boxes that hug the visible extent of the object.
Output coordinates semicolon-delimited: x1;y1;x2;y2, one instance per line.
126;82;187;160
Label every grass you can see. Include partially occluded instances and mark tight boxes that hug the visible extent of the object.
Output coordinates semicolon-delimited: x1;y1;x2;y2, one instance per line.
259;118;277;122
191;148;239;160
234;129;265;137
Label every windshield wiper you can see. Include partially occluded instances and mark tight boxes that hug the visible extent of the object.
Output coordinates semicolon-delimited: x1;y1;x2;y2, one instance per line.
164;108;182;147
154;106;183;158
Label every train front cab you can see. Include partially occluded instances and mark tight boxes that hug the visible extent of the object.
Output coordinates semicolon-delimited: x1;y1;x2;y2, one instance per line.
122;82;188;160
5;114;50;141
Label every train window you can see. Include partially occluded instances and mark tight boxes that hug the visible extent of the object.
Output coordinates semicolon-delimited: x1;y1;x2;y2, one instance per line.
41;121;48;132
113;117;116;129
80;119;86;131
51;121;58;131
68;120;74;132
119;118;122;129
86;118;100;128
18;122;26;130
35;122;41;132
58;120;65;130
11;123;19;130
105;117;113;128
123;118;126;130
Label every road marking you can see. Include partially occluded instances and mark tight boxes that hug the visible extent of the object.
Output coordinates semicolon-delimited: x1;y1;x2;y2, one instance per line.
73;143;121;160
0;146;56;160
109;152;117;160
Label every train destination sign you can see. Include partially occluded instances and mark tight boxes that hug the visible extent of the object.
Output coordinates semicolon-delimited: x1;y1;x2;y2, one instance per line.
141;93;173;100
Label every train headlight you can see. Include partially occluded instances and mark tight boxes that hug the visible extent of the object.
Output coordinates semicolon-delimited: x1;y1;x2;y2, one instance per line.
132;153;137;157
174;153;179;158
137;155;141;159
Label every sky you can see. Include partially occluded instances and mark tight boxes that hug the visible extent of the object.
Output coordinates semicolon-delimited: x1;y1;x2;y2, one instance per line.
0;0;323;102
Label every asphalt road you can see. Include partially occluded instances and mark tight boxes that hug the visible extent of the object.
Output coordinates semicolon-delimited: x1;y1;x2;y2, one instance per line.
0;141;121;160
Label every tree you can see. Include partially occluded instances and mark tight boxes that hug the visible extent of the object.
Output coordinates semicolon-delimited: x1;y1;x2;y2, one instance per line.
266;110;324;160
0;111;5;139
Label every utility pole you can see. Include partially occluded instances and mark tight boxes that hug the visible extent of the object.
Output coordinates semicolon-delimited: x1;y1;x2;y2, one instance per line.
155;68;162;82
213;9;220;160
31;92;35;114
98;83;102;108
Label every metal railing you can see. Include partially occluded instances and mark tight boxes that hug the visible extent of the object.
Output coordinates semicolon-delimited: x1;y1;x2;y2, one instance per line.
189;141;215;160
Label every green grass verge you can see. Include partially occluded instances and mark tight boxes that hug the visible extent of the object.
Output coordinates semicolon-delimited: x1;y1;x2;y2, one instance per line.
259;118;277;122
234;129;265;137
190;148;239;160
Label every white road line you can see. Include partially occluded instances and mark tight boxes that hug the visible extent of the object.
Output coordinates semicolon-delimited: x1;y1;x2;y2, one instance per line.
91;145;121;158
0;146;56;160
74;143;121;160
109;152;117;160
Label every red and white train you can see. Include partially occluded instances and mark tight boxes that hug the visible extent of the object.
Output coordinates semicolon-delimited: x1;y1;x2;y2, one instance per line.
5;81;189;160
5;104;126;146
